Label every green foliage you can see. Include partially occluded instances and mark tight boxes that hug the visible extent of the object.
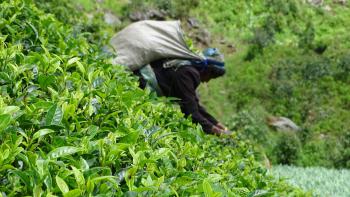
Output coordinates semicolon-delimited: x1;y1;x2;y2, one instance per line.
272;165;350;197
125;0;199;19
0;0;306;196
272;133;302;165
197;0;350;169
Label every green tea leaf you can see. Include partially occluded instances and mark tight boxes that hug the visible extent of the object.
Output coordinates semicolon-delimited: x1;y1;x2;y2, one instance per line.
86;179;94;194
33;184;42;197
26;21;39;40
33;101;54;110
91;176;117;183
203;179;213;197
46;192;58;197
0;72;11;83
48;146;79;159
56;176;69;194
71;166;85;189
231;188;250;196
80;157;89;171
250;190;270;197
76;61;86;75
0;114;11;131
45;104;63;126
63;189;81;197
67;57;80;66
38;75;56;89
120;131;140;144
32;129;55;141
1;106;20;115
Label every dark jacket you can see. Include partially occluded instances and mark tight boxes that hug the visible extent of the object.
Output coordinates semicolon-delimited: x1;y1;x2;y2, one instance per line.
150;60;218;133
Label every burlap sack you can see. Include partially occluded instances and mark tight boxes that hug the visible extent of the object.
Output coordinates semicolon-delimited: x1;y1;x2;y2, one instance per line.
110;20;203;71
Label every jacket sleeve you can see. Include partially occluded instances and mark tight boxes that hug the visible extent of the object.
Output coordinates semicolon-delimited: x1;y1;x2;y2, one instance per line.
174;69;215;133
197;103;219;125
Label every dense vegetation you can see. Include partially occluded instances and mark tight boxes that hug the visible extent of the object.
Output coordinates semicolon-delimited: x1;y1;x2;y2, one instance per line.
0;0;307;196
272;165;350;197
193;0;350;168
81;0;350;169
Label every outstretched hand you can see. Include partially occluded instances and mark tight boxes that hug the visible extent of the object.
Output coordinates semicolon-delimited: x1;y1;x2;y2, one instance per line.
212;124;232;136
216;122;227;131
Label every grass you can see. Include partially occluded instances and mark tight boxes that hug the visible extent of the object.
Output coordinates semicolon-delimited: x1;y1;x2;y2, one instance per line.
271;165;350;197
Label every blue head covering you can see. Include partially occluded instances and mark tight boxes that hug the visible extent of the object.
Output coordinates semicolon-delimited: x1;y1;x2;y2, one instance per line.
190;48;225;70
203;48;225;66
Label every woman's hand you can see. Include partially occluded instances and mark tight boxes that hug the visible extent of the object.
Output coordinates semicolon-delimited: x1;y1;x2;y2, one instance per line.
211;125;225;135
211;125;232;135
216;123;228;131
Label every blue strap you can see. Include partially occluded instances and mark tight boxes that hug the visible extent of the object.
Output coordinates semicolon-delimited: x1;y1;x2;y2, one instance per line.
206;59;225;67
189;58;225;70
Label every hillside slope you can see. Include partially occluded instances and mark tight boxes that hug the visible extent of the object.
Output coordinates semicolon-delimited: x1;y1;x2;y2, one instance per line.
193;0;350;168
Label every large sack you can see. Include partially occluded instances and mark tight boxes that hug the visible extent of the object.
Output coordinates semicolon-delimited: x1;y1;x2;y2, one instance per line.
110;20;204;71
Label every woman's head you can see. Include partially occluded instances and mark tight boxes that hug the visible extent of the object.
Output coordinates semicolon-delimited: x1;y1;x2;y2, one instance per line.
200;64;226;82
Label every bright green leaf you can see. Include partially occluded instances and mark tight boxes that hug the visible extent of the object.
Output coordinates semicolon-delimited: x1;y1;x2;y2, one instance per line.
67;57;80;66
1;106;20;115
33;185;42;197
32;129;55;141
63;189;81;197
71;166;85;189
56;176;69;194
48;146;79;159
45;104;63;126
0;114;11;131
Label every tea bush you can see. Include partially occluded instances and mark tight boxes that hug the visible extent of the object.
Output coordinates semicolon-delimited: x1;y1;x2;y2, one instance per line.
272;165;350;197
0;0;306;196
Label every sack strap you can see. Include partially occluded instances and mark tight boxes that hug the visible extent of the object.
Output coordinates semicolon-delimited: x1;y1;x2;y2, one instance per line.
190;59;225;70
163;58;225;71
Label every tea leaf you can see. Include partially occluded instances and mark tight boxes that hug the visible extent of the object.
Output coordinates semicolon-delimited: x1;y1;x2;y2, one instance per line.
48;146;79;159
33;185;42;197
45;104;63;126
203;179;213;197
63;189;81;197
56;176;69;194
0;114;11;131
1;106;20;115
67;57;80;66
71;166;85;189
26;21;39;40
32;129;55;141
76;61;86;75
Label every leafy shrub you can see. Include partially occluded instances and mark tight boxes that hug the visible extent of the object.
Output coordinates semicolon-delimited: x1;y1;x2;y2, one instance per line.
244;22;276;61
336;53;350;82
339;130;350;168
272;132;302;165
266;0;300;17
297;136;344;168
302;58;332;81
338;54;350;73
228;110;270;144
298;22;315;50
124;0;199;19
